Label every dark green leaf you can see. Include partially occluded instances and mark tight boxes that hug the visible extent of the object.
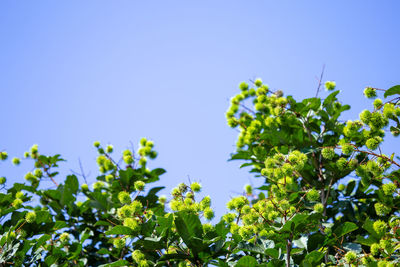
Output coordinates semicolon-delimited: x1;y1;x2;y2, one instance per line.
333;222;358;238
105;226;136;235
99;260;129;267
236;256;257;267
384;85;400;98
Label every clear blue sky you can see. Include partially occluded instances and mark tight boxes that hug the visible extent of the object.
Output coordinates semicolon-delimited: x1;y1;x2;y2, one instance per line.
1;1;400;218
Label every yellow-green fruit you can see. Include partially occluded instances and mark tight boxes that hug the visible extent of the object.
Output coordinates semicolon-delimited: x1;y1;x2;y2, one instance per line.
33;169;43;178
12;157;21;166
15;191;24;199
239;81;249;91
370;243;380;256
7;231;16;240
204;208;214;220
106;145;113;153
314;203;324;213
130;200;143;213
13;198;23;209
190;182;201;192
123;155;134;165
382;183;396;195
364;87;377;99
93;141;100;148
134;181;145;191
132;250;145;263
139;157;147;166
254;78;262;87
113;238;126;249
244;184;252;195
81;183;89;191
306;189;320;202
139;138;147;147
0;177;6;185
338;184;345;191
30;144;39;154
344;251;357;263
0;151;8;160
158;195;167;204
118;191;131;204
123;218;139;230
105;174;114;183
25;211;36;223
375;203;390;216
324;81;336;91
59;232;70;243
373;98;383;109
321;147;335;159
373;220;387;236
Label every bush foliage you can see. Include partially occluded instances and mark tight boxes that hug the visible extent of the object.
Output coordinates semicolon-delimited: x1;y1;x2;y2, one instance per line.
1;81;400;266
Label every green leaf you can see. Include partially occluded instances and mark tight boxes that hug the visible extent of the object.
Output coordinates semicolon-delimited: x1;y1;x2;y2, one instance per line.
151;168;166;176
344;180;356;196
98;260;129;267
265;248;279;259
307;232;325;251
174;211;205;254
384;85;400;98
236;256;258;267
293;236;308;249
65;175;79;195
54;220;68;230
303;251;324;265
105;225;136;235
343;242;362;253
323;90;340;107
94;220;112;226
281;213;309;232
333;222;358;238
90;191;109;210
355;235;377;246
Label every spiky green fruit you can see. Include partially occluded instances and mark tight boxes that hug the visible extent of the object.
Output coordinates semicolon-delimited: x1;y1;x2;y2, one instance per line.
134;181;145;191
382;183;396;195
190;182;201;192
344;251;357;263
239;82;249;91
113;238;126;249
60;232;70;243
12;157;21;165
106;145;113;153
25;211;36;223
324;81;336;91
373;220;387;236
33;169;43;178
314;203;324;213
306;189;320;202
375;203;390;216
254;78;262;87
81;183;89;191
118;191;131;204
373;98;383;109
364;87;377;99
321;147;335;159
132;250;145;263
0;151;8;161
12;198;23;209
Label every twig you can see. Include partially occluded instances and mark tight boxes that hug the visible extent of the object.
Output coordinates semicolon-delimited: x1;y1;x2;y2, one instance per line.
315;64;326;97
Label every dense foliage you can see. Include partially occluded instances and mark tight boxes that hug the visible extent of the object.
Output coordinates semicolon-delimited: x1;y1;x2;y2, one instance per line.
0;81;400;266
